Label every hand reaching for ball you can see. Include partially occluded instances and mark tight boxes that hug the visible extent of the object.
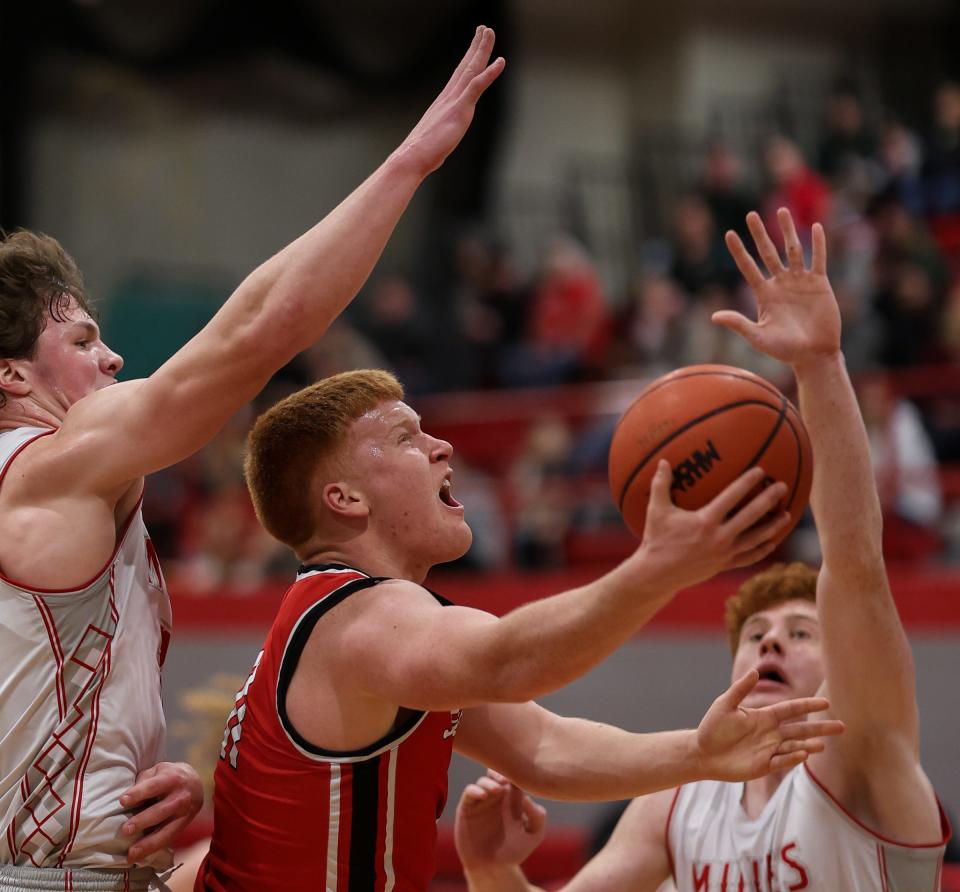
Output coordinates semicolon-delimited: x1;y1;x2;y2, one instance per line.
714;208;842;368
634;461;791;593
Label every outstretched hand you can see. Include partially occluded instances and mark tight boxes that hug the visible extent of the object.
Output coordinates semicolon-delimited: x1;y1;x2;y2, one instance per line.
714;209;841;367
696;670;844;781
119;761;204;863
455;770;547;872
397;26;505;179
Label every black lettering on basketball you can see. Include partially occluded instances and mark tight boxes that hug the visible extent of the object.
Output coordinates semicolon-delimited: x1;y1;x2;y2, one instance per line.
671;439;722;493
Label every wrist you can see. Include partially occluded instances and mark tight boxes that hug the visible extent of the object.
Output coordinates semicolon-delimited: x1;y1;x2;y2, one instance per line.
463;864;525;888
385;143;436;186
790;348;845;379
678;728;707;783
630;541;701;596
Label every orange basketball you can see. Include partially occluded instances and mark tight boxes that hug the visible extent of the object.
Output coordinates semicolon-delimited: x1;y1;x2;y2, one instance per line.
608;364;813;542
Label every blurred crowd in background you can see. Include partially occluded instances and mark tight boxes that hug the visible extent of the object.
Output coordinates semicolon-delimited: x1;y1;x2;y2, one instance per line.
143;78;960;592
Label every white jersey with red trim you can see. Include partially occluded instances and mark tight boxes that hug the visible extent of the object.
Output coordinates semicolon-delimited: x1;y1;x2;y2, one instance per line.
666;764;950;892
0;427;173;871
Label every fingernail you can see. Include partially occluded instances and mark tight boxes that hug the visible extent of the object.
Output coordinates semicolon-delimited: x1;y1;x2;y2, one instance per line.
119;796;130;807
123;822;135;835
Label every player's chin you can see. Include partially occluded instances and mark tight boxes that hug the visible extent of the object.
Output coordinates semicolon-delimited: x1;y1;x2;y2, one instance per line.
742;686;793;709
436;521;473;563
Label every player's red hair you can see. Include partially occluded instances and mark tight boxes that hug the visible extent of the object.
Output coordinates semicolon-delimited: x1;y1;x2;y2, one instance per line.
245;369;404;549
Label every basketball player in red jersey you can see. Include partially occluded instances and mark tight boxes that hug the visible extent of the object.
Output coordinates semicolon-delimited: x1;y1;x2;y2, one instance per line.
196;379;843;885
454;209;950;892
0;26;507;891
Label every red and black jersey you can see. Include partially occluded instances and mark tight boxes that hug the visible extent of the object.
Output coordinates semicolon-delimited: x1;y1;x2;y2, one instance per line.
198;564;462;892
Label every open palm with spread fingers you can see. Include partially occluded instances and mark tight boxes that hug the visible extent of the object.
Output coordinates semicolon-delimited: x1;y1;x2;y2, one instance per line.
696;670;843;781
714;208;841;367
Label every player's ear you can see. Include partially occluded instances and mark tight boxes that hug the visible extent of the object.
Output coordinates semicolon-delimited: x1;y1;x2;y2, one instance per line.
0;359;32;398
321;481;370;519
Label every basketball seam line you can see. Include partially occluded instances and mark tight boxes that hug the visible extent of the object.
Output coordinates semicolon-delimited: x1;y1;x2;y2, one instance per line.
617;399;784;510
612;370;786;439
741;394;787;479
779;404;807;512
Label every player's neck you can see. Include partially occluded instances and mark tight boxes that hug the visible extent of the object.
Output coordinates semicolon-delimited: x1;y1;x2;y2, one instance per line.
0;396;63;432
741;767;791;819
300;541;432;585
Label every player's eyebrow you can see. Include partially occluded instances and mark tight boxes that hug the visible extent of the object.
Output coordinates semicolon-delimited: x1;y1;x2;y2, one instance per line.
786;613;818;625
73;320;100;340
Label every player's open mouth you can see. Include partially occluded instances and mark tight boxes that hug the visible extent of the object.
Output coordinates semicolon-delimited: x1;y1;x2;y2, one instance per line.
439;479;462;509
756;662;788;686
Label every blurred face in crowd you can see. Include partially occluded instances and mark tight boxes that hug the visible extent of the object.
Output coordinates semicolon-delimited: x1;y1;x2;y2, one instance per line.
730;599;825;709
765;136;805;185
934;81;960;130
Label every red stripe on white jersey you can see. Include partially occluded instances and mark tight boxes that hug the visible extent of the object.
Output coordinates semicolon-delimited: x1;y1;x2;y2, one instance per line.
32;596;66;721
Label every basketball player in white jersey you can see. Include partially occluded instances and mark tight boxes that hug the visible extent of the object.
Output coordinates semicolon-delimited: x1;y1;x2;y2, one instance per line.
454;208;950;892
0;27;507;891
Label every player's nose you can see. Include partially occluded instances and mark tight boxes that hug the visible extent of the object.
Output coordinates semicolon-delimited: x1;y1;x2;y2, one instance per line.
101;345;124;376
759;634;784;656
429;436;453;462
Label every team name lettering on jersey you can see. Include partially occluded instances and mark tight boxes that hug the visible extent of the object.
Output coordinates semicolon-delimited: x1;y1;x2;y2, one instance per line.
220;651;263;769
691;842;809;891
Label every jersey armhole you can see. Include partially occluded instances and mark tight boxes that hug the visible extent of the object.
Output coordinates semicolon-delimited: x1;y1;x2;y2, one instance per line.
276;575;437;762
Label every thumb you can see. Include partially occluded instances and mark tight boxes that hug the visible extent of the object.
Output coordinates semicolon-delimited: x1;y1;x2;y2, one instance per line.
647;459;674;512
714;669;759;710
711;310;757;343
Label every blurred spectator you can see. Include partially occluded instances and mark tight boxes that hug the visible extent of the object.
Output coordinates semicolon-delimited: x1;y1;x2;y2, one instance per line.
608;272;687;379
669;193;740;297
874;260;946;368
171;404;295;591
922;80;960;217
871;193;950;296
509;416;576;568
858;373;943;560
302;319;388;381
878;119;926;215
174;486;290;592
503;235;610;387
698;141;756;241
923;80;960;269
827;161;881;375
452;229;530;389
358;272;436;395
763;135;831;249
817;87;880;187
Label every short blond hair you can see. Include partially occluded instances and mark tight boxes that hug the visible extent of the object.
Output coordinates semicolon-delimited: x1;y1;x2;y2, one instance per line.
244;369;404;549
724;562;818;654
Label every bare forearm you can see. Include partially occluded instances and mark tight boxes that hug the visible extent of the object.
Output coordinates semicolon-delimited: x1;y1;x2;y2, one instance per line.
486;558;676;700
795;353;884;572
794;353;917;725
531;723;698;801
476;708;699;802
